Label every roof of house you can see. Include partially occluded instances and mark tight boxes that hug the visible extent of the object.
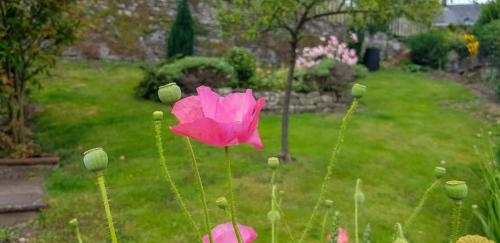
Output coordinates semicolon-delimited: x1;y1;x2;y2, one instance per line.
434;4;482;26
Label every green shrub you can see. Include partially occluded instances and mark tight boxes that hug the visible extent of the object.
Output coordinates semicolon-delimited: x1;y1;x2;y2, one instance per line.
496;83;500;100
224;47;256;87
477;0;500;26
353;64;369;79
474;20;500;66
135;57;236;100
167;0;194;58
407;31;449;69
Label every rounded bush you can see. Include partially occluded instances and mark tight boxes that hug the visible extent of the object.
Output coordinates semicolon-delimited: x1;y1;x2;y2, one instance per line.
407;31;449;69
224;47;256;87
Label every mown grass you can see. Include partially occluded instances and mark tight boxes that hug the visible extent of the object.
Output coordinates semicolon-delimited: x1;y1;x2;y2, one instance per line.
29;60;492;242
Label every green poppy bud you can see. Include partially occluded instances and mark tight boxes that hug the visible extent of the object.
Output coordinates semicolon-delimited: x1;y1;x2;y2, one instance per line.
325;199;333;208
158;83;181;105
434;166;446;179
267;210;281;222
216;196;228;209
83;148;108;172
68;218;79;227
445;180;468;201
268;157;279;170
351;84;367;98
153;111;164;121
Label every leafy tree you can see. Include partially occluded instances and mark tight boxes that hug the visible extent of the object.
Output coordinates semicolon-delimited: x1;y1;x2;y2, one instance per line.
167;0;194;58
0;0;78;148
216;0;440;160
476;0;500;26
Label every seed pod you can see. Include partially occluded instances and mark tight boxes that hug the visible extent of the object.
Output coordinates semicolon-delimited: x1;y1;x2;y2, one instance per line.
83;148;108;172
158;83;181;105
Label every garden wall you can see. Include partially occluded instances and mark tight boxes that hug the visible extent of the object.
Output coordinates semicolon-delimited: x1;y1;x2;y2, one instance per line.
217;88;349;113
63;0;347;63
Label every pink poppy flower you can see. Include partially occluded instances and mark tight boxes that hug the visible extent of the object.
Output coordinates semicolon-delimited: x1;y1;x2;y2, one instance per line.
203;223;257;243
338;227;349;243
170;86;266;149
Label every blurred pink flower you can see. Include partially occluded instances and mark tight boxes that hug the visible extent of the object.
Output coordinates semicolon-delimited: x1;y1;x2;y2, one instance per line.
337;227;349;243
170;86;266;149
349;32;358;43
203;223;257;243
338;227;349;243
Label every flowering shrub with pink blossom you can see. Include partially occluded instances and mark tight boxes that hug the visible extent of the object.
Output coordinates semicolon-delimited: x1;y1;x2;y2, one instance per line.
296;35;359;68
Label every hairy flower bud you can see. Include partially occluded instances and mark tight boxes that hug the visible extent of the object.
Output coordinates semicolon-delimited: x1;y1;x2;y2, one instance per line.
158;83;181;105
325;199;334;208
83;148;108;172
153;111;164;121
216;196;228;209
351;83;366;98
68;218;79;227
445;180;468;201
267;210;281;222
268;157;279;170
434;166;446;179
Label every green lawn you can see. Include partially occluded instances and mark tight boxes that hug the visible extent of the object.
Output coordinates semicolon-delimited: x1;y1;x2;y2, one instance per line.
30;60;492;242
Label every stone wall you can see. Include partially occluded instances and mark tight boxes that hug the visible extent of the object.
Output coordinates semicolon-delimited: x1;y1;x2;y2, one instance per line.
363;32;408;61
64;0;347;64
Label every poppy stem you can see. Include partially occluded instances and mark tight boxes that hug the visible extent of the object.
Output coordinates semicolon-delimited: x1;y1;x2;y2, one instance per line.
276;203;297;243
96;172;118;243
153;121;202;242
298;99;359;243
404;180;440;231
224;146;243;243
271;172;277;243
320;209;330;242
183;137;214;243
450;201;462;242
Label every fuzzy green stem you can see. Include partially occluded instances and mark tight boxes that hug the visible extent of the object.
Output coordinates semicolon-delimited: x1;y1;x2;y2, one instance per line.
96;172;117;243
404;180;440;230
298;99;359;243
355;195;359;243
74;224;83;243
271;171;277;243
276;203;297;243
320;209;331;242
225;147;243;243
450;201;462;242
153;121;202;241
184;137;214;243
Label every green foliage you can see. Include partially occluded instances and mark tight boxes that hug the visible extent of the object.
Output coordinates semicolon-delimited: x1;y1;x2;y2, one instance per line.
477;0;500;26
354;64;369;79
298;58;357;97
401;63;429;73
0;0;78;148
224;47;256;87
167;0;194;58
407;31;449;69
363;224;372;243
473;138;500;242
136;57;236;100
474;20;500;66
496;83;500;100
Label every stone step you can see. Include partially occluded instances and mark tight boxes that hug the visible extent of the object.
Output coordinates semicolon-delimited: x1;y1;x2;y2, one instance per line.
0;157;59;166
0;179;47;214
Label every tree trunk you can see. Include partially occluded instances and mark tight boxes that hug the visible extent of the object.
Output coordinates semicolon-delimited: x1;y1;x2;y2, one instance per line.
280;38;298;161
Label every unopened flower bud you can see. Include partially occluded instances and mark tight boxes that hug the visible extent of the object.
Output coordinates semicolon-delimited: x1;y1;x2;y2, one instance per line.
83;148;108;172
153;111;164;121
267;210;281;222
351;83;366;98
325;199;333;208
268;157;279;170
158;83;181;105
445;180;468;201
216;197;228;209
68;218;79;227
434;166;446;179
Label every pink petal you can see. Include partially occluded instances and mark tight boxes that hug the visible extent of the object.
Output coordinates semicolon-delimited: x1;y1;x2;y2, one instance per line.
170;118;242;147
338;227;349;243
217;89;256;123
196;86;221;120
171;96;204;123
203;223;257;243
238;98;266;149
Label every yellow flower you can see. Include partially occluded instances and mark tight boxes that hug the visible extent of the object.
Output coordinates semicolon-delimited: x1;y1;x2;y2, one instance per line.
456;235;494;243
